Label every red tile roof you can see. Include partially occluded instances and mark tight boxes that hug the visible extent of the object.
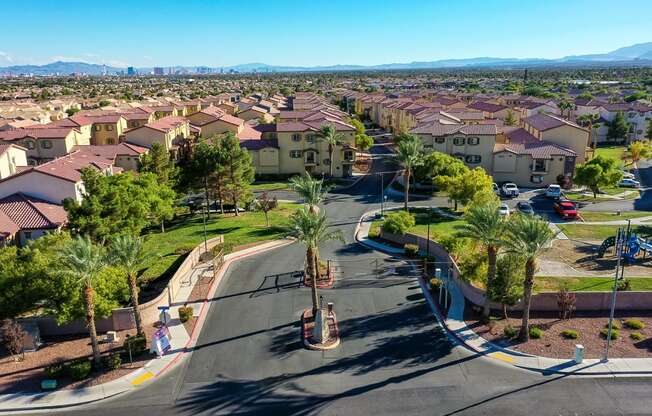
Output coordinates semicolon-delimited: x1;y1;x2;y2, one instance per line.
411;122;497;136
495;141;576;159
0;193;67;237
524;113;585;132
468;101;508;113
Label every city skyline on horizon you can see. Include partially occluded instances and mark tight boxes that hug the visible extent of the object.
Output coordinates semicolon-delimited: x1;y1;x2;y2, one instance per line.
2;0;652;68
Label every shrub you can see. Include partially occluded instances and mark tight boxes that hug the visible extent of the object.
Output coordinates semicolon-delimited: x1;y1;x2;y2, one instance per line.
529;327;544;339
367;226;380;239
44;361;65;379
557;287;576;320
630;332;644;341
174;245;195;256
600;328;619;340
624;319;645;330
124;335;147;356
67;359;91;381
102;353;122;371
404;243;419;256
561;329;579;339
1;319;26;359
605;321;621;330
381;211;415;235
179;306;194;323
617;279;631;291
429;278;441;291
503;325;518;338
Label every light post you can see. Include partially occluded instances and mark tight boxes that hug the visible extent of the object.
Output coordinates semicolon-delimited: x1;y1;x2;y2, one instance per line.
380;172;384;216
604;220;631;361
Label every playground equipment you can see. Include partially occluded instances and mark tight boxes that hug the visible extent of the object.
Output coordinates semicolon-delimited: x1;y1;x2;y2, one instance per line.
597;234;652;262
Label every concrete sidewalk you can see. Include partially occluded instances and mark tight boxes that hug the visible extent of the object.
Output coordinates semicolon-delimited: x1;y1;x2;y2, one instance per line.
355;208;652;378
0;239;294;413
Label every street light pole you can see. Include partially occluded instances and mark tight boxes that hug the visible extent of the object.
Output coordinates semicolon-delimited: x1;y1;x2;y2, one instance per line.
604;225;626;361
380;172;384;216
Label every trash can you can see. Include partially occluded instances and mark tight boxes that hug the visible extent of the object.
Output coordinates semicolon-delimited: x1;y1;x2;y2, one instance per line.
574;344;584;364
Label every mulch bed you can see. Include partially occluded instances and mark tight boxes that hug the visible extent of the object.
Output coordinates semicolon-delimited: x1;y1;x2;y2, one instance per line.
302;309;339;350
0;324;158;394
465;308;652;359
302;266;334;289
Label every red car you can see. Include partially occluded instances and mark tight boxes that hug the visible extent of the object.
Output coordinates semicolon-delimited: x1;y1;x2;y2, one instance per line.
554;201;577;219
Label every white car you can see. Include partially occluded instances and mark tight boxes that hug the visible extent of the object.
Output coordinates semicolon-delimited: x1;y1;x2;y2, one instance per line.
618;178;640;188
501;183;519;197
498;203;510;216
621;171;636;180
492;182;500;195
545;184;561;199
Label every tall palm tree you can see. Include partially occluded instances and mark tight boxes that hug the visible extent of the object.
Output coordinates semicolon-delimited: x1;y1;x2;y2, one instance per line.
286;207;343;314
503;214;556;341
60;236;106;366
290;172;328;214
317;124;344;177
108;235;150;339
395;134;423;211
457;200;505;320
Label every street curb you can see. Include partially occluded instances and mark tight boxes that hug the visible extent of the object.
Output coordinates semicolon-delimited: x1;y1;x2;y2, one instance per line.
301;309;341;351
0;239;295;414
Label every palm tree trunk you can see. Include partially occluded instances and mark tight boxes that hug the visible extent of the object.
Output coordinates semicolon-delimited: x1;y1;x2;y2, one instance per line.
483;245;498;319
307;245;319;314
204;177;210;220
502;303;508;320
329;144;334;177
518;259;536;341
128;272;145;338
84;285;101;366
264;211;269;227
404;170;410;211
161;219;165;233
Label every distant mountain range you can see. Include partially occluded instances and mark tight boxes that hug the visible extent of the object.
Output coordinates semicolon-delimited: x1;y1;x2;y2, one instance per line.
2;42;652;75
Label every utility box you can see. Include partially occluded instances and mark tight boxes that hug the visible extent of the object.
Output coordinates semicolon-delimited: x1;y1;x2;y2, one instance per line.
574;344;584;364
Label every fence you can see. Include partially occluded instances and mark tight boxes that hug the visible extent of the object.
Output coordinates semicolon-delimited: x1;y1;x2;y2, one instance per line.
379;229;652;312
24;235;224;337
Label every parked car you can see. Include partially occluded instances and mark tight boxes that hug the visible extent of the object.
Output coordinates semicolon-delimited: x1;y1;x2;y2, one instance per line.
621;171;636;180
618;178;640;188
553;201;578;219
501;183;519;197
498;203;510;216
492;182;500;195
545;184;561;199
516;201;534;215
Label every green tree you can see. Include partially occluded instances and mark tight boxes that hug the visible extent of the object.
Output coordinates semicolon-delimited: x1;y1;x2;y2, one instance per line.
504;214;556;341
489;254;524;319
253;192;278;227
139;142;177;187
573;155;623;199
108;235;150;339
347;117;366;135
355;133;374;151
187;140;219;219
219;132;254;216
647;120;652;141
317;124;345;177
416;151;469;183
504;109;517;126
458;200;506;319
607;112;630;144
65;107;80;117
286;207;343;314
628;140;652;164
59;236;107;366
396;134;423;211
437;167;493;211
381;211;415;235
290;172;328;214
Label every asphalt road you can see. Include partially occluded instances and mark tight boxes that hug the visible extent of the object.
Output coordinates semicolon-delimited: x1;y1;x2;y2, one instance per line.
42;146;652;416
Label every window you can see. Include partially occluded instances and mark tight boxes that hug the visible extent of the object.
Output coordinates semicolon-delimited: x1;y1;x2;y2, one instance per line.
533;159;547;172
23;140;35;150
291;133;301;142
107;138;115;145
453;137;465;146
94;125;101;131
531;175;544;183
434;137;445;144
24;231;32;240
465;155;481;164
107;124;114;131
290;150;301;158
467;137;480;145
41;140;53;149
453;153;465;161
323;158;331;165
305;151;316;164
306;134;316;143
344;150;354;161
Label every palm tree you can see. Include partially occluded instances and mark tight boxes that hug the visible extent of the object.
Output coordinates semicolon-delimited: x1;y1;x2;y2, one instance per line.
503;214;556;341
290;172;328;214
286;207;343;314
317;124;344;177
395;134;423;211
577;113;600;153
60;236;106;366
108;235;150;339
457;200;505;320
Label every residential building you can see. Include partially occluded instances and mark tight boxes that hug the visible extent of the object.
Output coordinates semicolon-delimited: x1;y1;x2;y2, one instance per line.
523;113;590;163
85;114;128;145
123;116;190;157
0;127;89;165
0;193;67;246
0;144;28;179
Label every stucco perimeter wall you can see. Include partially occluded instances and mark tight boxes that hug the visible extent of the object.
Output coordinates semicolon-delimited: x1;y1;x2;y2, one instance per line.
379;229;652;312
29;235;224;336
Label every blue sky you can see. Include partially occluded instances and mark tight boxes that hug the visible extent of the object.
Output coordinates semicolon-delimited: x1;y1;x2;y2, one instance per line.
2;0;652;67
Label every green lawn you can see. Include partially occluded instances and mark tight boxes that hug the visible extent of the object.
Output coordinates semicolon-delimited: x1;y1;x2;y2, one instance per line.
535;276;652;292
557;224;652;241
579;211;652;222
140;203;299;281
595;145;628;162
251;181;291;192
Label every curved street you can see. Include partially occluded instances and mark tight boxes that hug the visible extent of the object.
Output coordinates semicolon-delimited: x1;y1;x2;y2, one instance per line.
46;145;652;416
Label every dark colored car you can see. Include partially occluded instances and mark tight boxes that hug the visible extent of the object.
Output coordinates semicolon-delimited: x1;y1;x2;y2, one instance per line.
516;201;535;215
554;201;578;219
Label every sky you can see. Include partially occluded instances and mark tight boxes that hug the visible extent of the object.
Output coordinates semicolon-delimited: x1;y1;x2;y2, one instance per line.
2;0;652;68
